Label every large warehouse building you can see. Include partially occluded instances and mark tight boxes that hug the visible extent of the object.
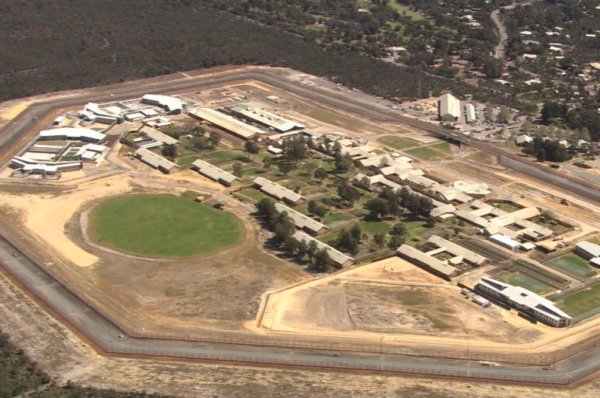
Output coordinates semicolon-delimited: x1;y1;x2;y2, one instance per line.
38;128;106;144
231;104;305;132
190;108;265;139
438;93;461;121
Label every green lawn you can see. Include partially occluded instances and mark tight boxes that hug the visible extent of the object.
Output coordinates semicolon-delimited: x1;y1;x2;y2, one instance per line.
430;142;453;154
548;254;597;279
389;1;424;21
561;283;600;317
376;136;419;150
405;146;452;161
324;211;354;224
89;194;243;257
206;150;246;163
176;155;203;166
238;188;270;203
359;220;392;235
499;272;553;294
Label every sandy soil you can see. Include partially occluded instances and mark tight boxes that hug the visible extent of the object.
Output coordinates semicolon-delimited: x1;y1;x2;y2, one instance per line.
345;257;443;284
6;273;600;398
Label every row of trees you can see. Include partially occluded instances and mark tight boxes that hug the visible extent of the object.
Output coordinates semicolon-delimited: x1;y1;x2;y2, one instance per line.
522;137;572;162
255;198;332;271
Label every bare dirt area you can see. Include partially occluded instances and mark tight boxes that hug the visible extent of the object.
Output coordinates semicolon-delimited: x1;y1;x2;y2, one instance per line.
446;162;511;186
347;256;442;284
6;273;600;398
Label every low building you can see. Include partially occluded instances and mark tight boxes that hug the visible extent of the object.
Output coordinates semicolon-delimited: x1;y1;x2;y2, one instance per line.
11;157;82;174
139;126;180;146
476;277;572;327
397;244;458;280
192;159;239;187
438;93;461;121
275;203;328;235
190;108;264;139
74;144;108;162
515;135;533;146
465;104;476;123
231;104;305;132
141;94;185;114
489;234;521;251
253;177;306;206
575;241;600;266
38;128;106;144
134;148;178;174
293;231;352;268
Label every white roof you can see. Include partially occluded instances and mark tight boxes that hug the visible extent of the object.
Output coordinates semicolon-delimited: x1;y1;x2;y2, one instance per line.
135;148;177;171
293;232;351;266
428;235;487;265
142;94;184;112
234;105;305;132
576;241;600;258
516;134;533;144
479;277;571;321
192;159;238;184
267;145;283;154
465;103;476;123
397;244;457;277
439;93;461;119
275;203;328;234
190;108;264;139
489;234;521;250
39;128;106;142
254;177;305;204
140;126;180;145
523;54;538;59
84;102;119;118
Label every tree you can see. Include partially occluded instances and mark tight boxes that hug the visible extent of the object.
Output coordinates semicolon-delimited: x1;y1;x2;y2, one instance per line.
278;162;295;175
483;57;504;78
537;149;546;162
312;248;331;272
297;240;308;258
191;136;210;150
336;229;359;255
484;104;494;121
497;106;511;124
521;119;532;133
334;153;354;172
308;200;318;214
350;224;362;242
388;236;404;250
161;144;178;159
314;167;328;181
283;237;299;256
307;240;319;260
364;198;389;219
232;163;244;177
244;140;260;159
208;131;221;146
262;156;273;168
336;181;361;207
392;222;407;236
282;136;309;165
425;215;437;228
313;205;328;219
373;233;386;248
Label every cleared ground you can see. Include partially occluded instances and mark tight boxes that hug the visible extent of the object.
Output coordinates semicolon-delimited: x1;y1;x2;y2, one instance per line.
376;135;420;150
405;146;452;161
89;194;244;258
562;283;600;317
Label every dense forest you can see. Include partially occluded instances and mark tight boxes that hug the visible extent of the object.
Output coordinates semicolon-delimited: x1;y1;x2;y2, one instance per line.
0;330;174;398
0;0;514;107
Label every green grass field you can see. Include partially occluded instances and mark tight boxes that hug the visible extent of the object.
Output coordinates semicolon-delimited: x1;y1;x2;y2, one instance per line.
324;211;354;224
359;220;392;235
89;194;243;257
561;283;600;317
238;188;270;203
405;146;452;161
376;136;419;150
548;254;597;279
430;142;453;154
499;272;553;294
206;150;245;163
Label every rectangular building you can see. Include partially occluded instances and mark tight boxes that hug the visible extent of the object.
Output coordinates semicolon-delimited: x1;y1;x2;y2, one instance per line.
231;104;305;132
293;231;352;268
476;277;572;327
192;159;239;187
397;244;458;280
253;177;306;206
274;203;328;235
439;93;461;121
134;148;178;174
190;108;264;139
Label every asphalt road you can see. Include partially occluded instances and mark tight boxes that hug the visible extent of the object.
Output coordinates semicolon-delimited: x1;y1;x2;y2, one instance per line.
1;227;597;385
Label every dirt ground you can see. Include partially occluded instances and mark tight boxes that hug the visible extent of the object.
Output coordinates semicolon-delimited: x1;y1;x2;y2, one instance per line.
5;273;600;398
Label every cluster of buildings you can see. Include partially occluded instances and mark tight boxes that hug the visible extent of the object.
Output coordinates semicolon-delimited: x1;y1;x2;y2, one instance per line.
397;235;488;280
79;95;185;126
438;93;476;124
575;241;600;268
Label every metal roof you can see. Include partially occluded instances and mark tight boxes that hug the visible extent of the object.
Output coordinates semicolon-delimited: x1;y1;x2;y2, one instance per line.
142;94;184;113
140;126;180;146
439;93;461;119
39;128;106;142
254;177;305;204
428;235;487;265
576;241;600;258
190;108;264;139
232;104;305;132
293;231;351;266
397;244;457;277
192;159;238;184
135;148;177;171
275;203;327;234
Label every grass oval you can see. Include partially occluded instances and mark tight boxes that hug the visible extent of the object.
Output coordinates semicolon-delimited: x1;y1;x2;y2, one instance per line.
89;194;243;258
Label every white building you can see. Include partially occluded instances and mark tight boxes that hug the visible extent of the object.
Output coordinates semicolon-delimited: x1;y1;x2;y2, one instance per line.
439;93;461;121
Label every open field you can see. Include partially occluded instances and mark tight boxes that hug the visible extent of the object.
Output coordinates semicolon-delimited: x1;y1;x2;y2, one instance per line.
547;253;597;279
561;283;600;317
376;136;419;150
89;194;244;258
499;272;554;294
405;146;452;161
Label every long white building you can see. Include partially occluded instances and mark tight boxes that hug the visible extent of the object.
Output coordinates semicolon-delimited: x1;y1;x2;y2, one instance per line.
439;93;461;121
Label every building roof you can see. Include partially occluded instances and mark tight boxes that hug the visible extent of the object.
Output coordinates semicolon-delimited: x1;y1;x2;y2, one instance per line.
39;128;106;142
293;231;351;266
232;104;305;132
359;154;394;168
516;135;533;145
489;234;521;250
254;177;305;204
478;277;571;321
465;103;476;123
142;94;185;113
190;108;264;139
428;235;487;265
439;93;461;119
576;241;600;258
397;244;457;277
139;126;180;145
275;203;328;234
84;102;120;118
451;180;492;197
192;159;238;184
135;148;177;171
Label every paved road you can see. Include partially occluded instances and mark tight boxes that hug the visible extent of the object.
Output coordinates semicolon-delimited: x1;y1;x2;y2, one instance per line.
1;226;598;385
